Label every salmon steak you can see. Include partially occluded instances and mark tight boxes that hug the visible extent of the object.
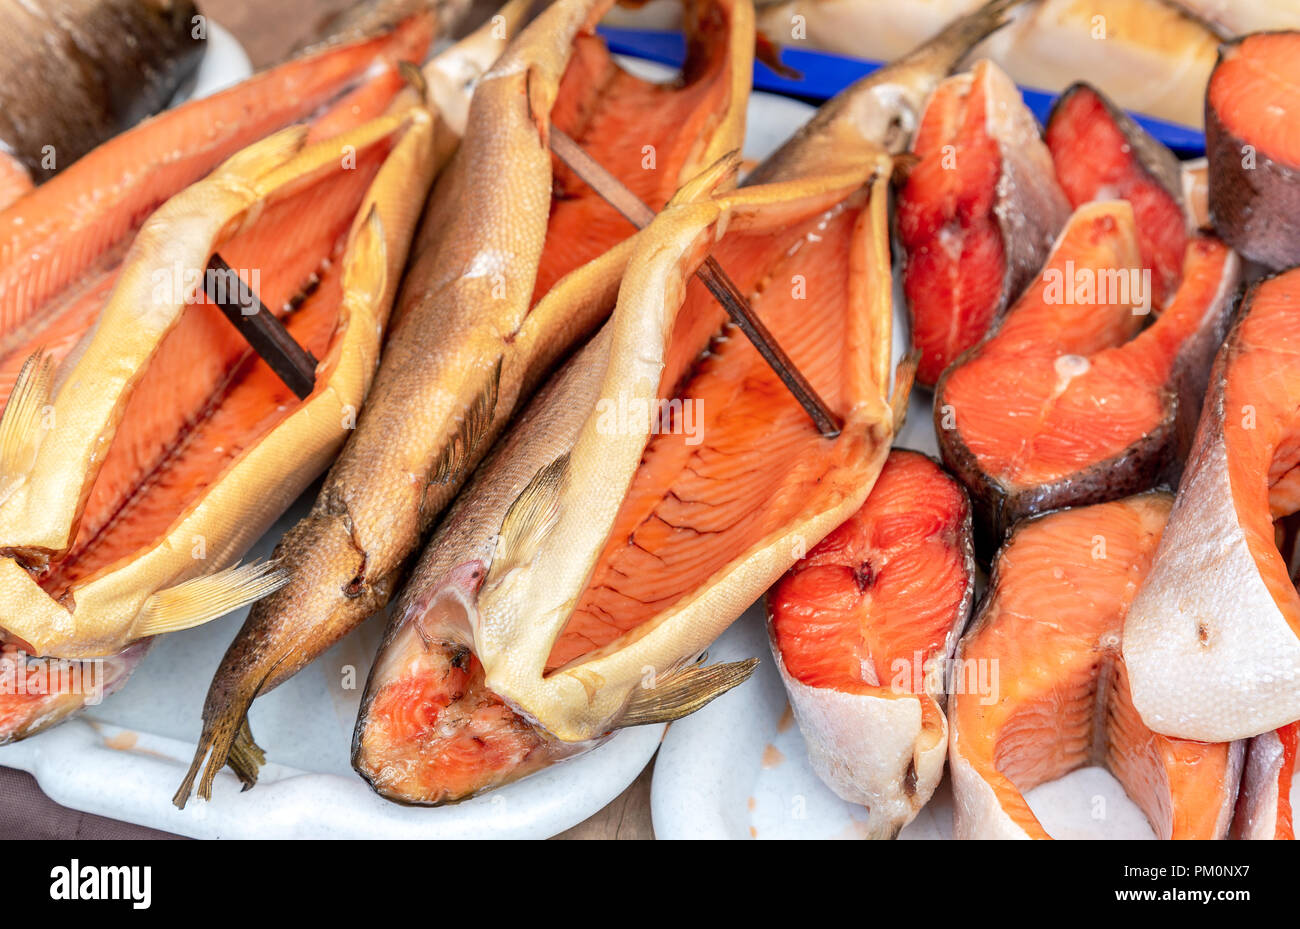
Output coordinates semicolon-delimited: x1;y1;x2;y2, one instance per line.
767;449;974;838
0;12;437;418
1233;722;1297;840
177;0;753;805
950;493;1244;839
1046;82;1190;306
1124;266;1300;743
0;98;441;739
897;59;1069;386
1206;31;1300;270
935;202;1240;545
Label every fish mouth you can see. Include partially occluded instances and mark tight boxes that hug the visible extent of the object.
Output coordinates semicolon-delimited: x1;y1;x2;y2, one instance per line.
0;107;434;660
353;580;593;805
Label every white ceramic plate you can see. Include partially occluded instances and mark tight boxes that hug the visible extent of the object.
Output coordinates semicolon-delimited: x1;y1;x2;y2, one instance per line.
0;34;673;842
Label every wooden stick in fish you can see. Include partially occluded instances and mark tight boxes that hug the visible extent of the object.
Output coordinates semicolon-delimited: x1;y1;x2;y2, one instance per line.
550;127;843;438
204;255;319;401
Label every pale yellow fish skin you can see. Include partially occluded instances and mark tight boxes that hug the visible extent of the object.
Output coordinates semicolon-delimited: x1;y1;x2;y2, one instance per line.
181;0;752;795
0;106;440;660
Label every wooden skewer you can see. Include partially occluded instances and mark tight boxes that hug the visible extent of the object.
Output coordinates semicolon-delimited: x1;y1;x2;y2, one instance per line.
204;254;318;401
549;127;842;438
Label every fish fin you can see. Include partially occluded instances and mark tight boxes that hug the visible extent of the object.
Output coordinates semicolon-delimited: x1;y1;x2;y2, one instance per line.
890;350;921;432
398;60;429;103
226;718;267;789
755;33;800;81
616;658;759;727
214;125;310;188
891;151;921;186
174;711;265;808
0;348;54;506
484;452;570;588
137;561;290;639
428;357;503;487
669;150;742;207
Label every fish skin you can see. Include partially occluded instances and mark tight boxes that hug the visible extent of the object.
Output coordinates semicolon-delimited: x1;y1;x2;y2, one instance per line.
0;640;150;745
1124;269;1300;744
0;105;439;660
765;449;976;839
1232;723;1297;840
949;493;1245;840
0;0;205;193
180;0;748;800
1206;32;1300;271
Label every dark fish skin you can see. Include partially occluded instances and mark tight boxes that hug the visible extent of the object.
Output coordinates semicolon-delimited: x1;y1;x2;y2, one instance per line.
1206;32;1300;271
0;0;204;184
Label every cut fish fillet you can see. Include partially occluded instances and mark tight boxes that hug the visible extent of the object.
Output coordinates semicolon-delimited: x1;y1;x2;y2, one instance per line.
950;493;1244;840
1046;82;1189;305
1206;31;1300;270
0;103;439;665
898;59;1068;386
936;200;1240;545
1124;266;1300;742
0;14;434;415
354;155;897;802
766;449;974;838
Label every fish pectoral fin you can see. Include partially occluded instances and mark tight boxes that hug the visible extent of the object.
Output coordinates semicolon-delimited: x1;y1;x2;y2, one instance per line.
484;451;570;589
616;657;760;728
136;560;290;639
890;349;921;433
0;348;55;505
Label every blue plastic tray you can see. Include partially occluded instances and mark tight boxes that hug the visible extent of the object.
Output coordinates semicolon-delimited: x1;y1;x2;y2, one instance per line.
599;26;1206;158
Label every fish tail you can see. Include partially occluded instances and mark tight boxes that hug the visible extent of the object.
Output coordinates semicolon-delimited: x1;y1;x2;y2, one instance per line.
890;350;921;432
173;681;265;808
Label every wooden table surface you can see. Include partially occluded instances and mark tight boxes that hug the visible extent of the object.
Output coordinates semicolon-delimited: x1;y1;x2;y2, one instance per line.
200;0;656;840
